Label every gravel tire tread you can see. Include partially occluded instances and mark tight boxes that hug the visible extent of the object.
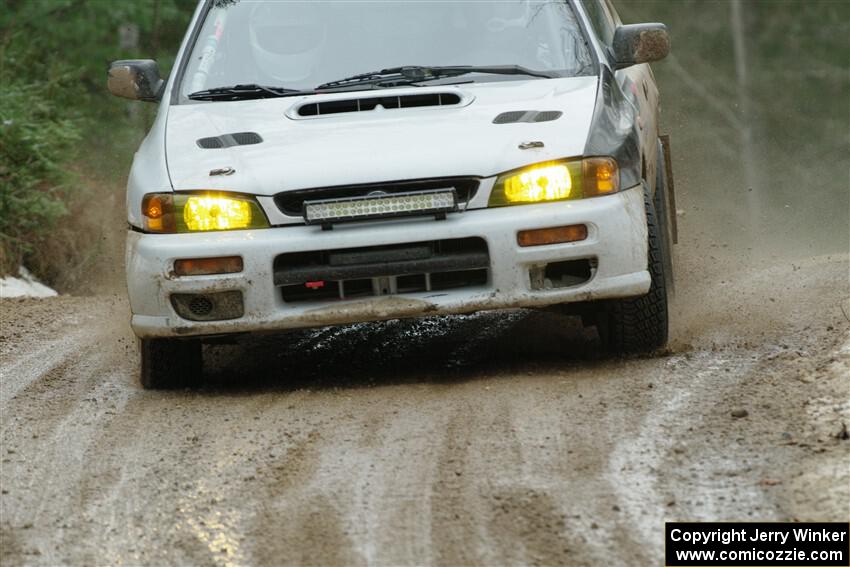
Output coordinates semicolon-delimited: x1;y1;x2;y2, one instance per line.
654;140;675;293
604;189;669;353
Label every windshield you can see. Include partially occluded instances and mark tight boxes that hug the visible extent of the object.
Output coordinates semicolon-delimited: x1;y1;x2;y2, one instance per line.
179;0;594;99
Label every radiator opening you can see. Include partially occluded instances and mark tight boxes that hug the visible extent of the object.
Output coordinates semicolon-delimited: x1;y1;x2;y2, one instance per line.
276;238;490;303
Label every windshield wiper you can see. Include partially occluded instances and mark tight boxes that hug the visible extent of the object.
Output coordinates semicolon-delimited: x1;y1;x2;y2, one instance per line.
188;83;310;101
190;66;559;100
315;65;558;90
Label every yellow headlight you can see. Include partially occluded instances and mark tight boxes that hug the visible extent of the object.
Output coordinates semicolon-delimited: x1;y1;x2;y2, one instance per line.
503;163;572;203
489;158;620;207
184;195;253;231
140;192;269;233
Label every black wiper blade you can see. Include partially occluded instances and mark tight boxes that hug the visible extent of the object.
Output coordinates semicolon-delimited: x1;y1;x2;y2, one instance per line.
315;65;558;90
188;83;310;101
415;65;558;80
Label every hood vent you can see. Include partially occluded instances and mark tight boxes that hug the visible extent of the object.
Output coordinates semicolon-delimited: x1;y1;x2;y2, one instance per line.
493;110;563;124
197;132;263;149
293;92;466;118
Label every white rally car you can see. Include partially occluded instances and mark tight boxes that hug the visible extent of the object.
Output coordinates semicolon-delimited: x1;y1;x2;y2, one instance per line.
109;0;675;389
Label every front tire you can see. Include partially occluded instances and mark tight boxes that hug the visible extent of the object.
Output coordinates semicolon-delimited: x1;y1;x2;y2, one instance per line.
140;338;202;389
655;140;675;294
599;190;669;354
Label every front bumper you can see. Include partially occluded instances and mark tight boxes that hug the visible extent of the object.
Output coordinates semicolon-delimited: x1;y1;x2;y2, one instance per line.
127;186;649;338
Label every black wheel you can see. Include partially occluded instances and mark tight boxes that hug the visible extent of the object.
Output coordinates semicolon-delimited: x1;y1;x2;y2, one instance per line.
599;189;669;354
654;140;675;294
140;338;203;389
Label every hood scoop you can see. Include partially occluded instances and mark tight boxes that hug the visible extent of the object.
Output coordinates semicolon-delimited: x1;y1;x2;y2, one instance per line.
197;132;263;149
290;91;471;119
493;110;563;124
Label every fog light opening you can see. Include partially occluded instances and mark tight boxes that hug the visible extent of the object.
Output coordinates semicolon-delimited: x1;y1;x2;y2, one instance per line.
188;295;214;317
170;291;244;321
529;259;594;290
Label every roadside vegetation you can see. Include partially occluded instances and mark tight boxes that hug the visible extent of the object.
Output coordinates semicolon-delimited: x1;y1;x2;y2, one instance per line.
0;0;194;291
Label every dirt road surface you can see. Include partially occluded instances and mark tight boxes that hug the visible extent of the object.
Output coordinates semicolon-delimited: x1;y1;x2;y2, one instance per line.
1;249;848;566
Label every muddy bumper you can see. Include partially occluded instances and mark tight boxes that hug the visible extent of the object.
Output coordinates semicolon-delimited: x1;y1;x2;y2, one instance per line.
127;186;650;338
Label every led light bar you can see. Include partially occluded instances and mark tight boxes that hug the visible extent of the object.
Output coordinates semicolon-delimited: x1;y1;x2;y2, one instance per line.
303;189;458;227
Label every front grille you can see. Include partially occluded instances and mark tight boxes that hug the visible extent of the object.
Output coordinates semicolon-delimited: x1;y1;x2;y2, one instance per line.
274;177;480;217
274;237;489;303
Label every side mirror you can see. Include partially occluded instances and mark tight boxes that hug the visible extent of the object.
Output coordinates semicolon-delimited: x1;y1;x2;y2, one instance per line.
612;24;670;69
107;59;164;102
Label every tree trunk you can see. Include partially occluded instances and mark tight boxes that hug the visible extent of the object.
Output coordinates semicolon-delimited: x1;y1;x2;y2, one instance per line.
730;0;761;234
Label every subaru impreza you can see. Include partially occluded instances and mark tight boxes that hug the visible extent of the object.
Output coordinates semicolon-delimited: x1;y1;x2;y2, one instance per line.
108;0;676;388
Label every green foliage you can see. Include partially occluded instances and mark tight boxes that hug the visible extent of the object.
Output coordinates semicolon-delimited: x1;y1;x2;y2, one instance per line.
0;0;196;282
0;80;80;263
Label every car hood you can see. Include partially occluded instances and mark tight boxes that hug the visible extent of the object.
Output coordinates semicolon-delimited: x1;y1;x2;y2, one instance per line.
165;76;599;195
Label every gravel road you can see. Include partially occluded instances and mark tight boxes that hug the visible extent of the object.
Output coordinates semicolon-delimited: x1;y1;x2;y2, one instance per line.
1;251;848;566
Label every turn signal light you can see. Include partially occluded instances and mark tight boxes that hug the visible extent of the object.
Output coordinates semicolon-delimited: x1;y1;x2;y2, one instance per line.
517;224;588;247
173;256;243;276
143;194;168;232
583;157;619;196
